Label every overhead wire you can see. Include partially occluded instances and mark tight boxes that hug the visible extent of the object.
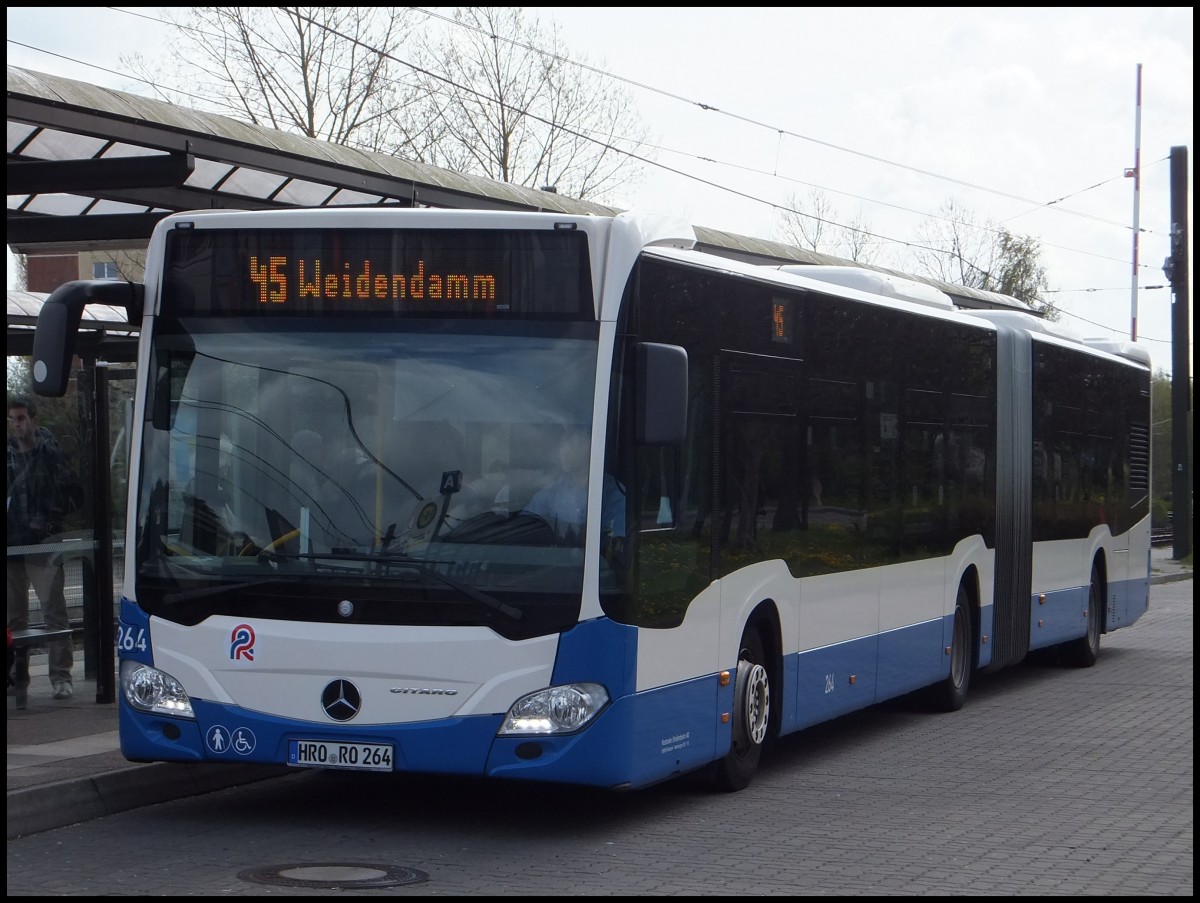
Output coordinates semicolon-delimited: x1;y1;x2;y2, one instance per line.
7;8;1184;345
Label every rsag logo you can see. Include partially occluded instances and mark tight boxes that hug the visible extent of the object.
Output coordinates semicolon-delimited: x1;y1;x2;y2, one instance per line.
230;623;256;661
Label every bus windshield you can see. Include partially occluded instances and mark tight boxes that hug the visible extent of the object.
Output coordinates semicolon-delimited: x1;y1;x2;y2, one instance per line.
134;317;602;635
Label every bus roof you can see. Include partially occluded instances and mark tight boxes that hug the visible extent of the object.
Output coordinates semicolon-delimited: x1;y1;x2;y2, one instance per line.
966;309;1153;368
771;265;956;310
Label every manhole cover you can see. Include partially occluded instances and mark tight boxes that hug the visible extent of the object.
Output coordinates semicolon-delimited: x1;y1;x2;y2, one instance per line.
238;862;428;889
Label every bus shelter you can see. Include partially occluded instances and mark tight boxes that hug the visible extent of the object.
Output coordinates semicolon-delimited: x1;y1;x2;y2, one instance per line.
8;289;138;703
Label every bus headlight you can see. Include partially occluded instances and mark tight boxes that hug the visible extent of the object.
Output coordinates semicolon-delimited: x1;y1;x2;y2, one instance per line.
120;660;195;719
498;683;609;735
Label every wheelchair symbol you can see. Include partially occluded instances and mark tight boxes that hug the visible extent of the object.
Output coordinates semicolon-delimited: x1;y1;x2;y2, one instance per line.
230;727;257;756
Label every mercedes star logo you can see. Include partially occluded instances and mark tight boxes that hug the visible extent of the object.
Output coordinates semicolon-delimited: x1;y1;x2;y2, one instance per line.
321;679;362;722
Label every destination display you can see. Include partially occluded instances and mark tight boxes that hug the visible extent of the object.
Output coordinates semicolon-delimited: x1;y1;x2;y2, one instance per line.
162;227;593;318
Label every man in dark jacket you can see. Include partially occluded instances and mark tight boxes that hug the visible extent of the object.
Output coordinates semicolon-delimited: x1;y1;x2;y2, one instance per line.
7;395;82;699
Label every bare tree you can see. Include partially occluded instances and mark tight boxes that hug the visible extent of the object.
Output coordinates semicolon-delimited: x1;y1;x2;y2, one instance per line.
840;210;881;265
397;8;649;201
96;249;148;283
776;189;834;252
10;252;27;291
129;7;648;203
909;199;998;287
126;7;429;152
908;199;1054;318
775;189;881;264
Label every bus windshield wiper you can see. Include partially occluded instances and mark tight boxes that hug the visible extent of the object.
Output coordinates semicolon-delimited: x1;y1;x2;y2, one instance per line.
267;550;523;622
386;556;523;621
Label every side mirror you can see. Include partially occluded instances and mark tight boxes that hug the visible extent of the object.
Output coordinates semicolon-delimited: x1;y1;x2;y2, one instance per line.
31;280;145;397
637;342;688;445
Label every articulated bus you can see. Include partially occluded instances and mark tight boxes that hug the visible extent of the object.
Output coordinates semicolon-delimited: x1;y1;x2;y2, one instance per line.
31;209;1152;791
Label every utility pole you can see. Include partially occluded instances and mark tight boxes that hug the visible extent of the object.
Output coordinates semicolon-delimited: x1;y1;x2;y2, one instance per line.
1125;64;1143;340
1163;145;1191;560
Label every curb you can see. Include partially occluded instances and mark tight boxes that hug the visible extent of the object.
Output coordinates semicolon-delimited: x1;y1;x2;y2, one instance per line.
7;762;290;840
1151;571;1193;585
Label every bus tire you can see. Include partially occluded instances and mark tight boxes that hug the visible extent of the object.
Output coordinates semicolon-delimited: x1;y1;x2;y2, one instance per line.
929;583;972;713
713;625;771;792
1063;565;1102;668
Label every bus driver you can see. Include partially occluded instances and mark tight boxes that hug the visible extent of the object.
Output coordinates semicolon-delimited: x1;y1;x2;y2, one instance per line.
523;428;625;545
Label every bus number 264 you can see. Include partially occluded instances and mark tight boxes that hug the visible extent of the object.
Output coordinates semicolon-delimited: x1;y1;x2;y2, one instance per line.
117;625;149;653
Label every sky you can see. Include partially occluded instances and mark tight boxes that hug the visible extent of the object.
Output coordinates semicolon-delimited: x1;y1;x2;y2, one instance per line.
6;6;1194;376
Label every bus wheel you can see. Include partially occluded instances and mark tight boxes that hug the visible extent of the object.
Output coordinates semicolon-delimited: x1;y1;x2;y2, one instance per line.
714;626;770;792
1063;565;1102;668
929;583;972;713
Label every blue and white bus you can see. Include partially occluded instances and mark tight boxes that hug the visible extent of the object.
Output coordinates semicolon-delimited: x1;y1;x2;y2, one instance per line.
31;208;1152;791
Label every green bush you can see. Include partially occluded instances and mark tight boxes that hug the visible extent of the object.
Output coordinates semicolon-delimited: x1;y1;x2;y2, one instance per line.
1151;496;1172;529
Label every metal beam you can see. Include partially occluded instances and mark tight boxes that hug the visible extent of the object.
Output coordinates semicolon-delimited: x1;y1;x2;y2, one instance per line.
7;153;194;194
6;212;170;245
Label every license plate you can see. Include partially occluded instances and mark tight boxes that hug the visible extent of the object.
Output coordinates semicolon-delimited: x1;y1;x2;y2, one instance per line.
287;739;394;772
